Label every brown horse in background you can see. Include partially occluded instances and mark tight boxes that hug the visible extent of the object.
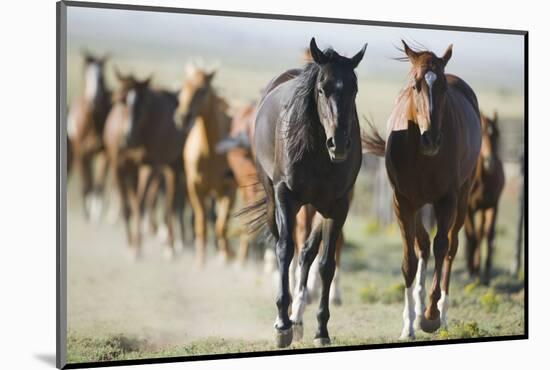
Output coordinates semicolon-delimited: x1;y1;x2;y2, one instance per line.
67;51;112;220
363;41;481;339
176;64;237;267
465;112;505;284
215;102;259;263
103;71;189;258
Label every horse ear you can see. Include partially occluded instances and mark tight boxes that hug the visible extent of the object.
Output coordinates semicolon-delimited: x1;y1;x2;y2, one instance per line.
493;110;498;123
185;62;196;77
206;70;216;83
351;43;367;68
442;44;453;66
142;75;152;86
114;66;125;82
81;48;91;61
310;37;328;65
101;52;111;64
402;40;419;63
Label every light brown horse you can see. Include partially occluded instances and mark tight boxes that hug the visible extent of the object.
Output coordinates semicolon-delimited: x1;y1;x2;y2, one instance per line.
104;71;189;258
363;41;481;339
176;64;237;266
67;51;112;220
465;111;505;284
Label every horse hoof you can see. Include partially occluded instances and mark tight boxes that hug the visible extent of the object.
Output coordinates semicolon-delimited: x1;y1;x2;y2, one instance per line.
313;337;331;347
419;315;441;333
274;327;293;348
414;315;423;330
163;247;175;260
330;296;342;306
399;332;415;341
292;322;304;342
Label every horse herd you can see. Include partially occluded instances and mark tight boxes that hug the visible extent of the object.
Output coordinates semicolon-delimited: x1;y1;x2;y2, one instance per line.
67;38;506;348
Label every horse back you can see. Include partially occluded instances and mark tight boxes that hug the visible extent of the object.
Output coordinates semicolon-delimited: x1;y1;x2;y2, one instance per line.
446;75;482;184
255;72;301;179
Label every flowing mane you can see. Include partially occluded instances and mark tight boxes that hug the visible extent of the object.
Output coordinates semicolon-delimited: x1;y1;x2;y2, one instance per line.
282;61;323;163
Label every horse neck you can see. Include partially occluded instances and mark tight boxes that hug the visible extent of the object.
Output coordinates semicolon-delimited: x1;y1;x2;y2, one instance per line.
196;92;228;147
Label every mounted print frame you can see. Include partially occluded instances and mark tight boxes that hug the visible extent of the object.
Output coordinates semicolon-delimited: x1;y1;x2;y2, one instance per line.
57;1;528;368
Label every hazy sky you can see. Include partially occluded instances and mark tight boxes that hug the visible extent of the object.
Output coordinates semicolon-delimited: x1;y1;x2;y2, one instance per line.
67;6;525;91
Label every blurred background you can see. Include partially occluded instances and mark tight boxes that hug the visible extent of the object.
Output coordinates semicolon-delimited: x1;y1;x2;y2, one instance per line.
65;6;525;363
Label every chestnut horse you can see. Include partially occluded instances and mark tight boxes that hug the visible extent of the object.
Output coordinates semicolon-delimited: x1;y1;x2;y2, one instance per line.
104;71;189;258
175;64;237;267
363;41;481;339
465;112;505;284
242;38;366;347
67;51;112;220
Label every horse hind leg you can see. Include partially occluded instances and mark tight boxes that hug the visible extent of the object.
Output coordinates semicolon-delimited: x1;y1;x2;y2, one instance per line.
272;183;299;348
215;188;236;264
421;192;458;333
329;232;344;306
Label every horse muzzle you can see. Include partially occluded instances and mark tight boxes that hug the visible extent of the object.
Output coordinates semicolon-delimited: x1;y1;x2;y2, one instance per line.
420;131;441;157
326;136;351;163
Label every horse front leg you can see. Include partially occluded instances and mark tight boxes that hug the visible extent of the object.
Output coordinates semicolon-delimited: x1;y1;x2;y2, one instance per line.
413;213;431;329
440;182;470;327
464;207;478;278
329;232;344;306
273;183;299;348
89;150;109;223
79;150;94;220
393;194;418;339
290;221;323;341
420;193;457;333
161;166;176;259
314;197;349;347
482;207;497;285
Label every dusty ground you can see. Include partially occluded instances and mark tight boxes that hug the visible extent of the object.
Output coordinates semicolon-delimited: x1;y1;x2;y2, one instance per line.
66;173;525;364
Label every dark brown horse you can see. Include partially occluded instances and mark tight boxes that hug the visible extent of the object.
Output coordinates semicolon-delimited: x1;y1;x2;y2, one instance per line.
242;38;366;347
363;41;481;339
67;51;112;220
104;71;190;258
465;112;505;284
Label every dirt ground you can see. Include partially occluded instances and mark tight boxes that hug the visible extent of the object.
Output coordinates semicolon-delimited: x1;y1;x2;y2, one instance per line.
66;171;525;365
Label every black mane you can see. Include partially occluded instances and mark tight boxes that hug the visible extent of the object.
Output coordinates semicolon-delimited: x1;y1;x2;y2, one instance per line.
283;62;323;163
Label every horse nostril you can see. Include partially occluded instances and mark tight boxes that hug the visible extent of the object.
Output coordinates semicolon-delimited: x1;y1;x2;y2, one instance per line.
326;137;335;150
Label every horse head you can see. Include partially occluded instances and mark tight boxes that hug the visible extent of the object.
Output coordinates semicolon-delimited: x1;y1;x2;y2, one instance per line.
114;68;153;148
480;111;501;172
402;40;453;156
174;62;217;131
309;37;367;163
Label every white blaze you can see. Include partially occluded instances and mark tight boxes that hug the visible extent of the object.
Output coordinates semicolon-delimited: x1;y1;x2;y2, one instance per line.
425;71;437;114
84;64;100;102
125;90;137;136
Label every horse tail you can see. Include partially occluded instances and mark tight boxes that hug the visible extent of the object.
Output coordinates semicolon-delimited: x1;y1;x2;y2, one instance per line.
361;120;386;157
234;184;271;238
